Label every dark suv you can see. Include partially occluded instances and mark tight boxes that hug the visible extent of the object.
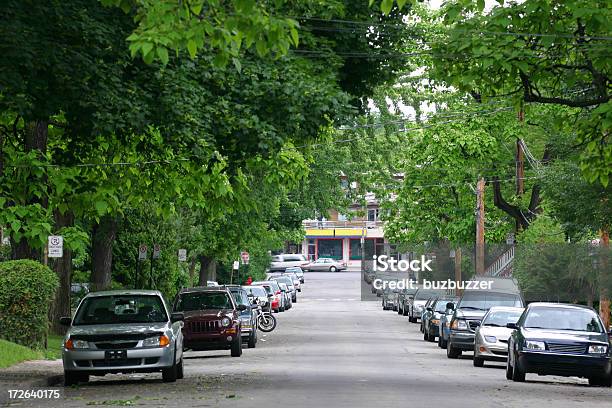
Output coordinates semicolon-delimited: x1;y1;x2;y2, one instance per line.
173;287;246;357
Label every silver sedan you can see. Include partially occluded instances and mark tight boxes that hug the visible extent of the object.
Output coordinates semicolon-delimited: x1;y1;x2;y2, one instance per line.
61;290;184;385
473;306;524;367
304;258;346;272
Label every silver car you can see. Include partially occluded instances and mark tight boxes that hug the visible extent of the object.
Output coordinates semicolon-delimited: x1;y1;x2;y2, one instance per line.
304;257;346;272
473;306;524;367
60;290;184;386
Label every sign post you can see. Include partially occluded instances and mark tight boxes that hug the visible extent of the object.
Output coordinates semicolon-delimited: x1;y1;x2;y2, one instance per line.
48;236;63;258
150;244;161;288
178;249;187;262
231;260;239;284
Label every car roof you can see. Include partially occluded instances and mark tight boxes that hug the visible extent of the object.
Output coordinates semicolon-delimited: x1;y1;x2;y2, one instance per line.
527;302;594;311
85;289;162;298
178;286;231;294
486;306;524;312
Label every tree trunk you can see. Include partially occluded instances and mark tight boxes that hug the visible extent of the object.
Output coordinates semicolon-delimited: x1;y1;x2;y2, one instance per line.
12;119;49;261
48;210;74;335
91;215;117;291
198;256;217;285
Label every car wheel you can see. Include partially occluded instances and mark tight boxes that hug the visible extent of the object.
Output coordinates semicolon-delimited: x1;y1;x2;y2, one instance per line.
423;331;429;341
397;307;402;315
64;371;88;387
162;357;178;382
428;331;436;342
505;355;514;380
248;330;257;349
330;266;337;272
440;337;448;349
511;352;525;382
176;358;184;379
231;335;243;357
588;374;612;387
437;335;443;348
473;356;484;367
402;308;408;316
446;342;461;359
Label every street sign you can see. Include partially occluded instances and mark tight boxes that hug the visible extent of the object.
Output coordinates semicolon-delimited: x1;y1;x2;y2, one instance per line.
48;236;63;258
153;244;161;259
240;251;250;265
138;244;148;261
178;249;187;262
233;261;240;270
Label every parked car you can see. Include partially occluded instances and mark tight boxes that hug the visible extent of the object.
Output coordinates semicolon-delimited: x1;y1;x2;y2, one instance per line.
397;286;419;316
447;278;524;359
278;282;292;310
382;287;399;311
304;258;346;272
424;296;459;342
506;303;611;386
271;276;297;303
206;281;219;287
252;280;284;312
473;306;524;367
282;271;302;292
269;253;309;272
438;298;459;349
408;288;446;323
285;266;305;283
173;287;245;357
420;297;438;334
61;290;184;386
225;285;258;348
243;285;270;312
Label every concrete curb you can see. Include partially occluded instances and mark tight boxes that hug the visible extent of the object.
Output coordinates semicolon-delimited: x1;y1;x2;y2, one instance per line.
0;372;63;387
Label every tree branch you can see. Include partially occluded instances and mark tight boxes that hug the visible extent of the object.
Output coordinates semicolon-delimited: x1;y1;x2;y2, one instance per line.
492;177;529;230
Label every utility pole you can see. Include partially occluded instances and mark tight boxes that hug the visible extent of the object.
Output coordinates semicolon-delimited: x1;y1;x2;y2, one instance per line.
600;228;610;330
475;177;485;276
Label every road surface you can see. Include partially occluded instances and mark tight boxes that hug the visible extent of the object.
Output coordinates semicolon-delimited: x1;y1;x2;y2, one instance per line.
19;272;612;407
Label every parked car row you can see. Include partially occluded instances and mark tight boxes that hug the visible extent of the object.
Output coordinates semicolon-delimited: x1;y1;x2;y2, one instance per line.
376;276;612;387
60;268;306;386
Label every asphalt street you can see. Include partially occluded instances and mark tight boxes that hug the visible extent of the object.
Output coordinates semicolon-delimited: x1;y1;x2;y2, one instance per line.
16;272;612;407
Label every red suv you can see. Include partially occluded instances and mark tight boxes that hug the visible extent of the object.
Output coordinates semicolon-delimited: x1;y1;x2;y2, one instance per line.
173;287;246;357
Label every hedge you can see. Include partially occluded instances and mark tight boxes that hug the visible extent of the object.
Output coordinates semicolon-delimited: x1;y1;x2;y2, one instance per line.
0;260;58;349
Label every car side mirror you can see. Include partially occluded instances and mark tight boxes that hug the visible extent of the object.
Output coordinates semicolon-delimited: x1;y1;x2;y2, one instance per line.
408;296;414;300
506;322;517;329
170;312;184;322
426;307;433;311
446;302;454;311
237;304;248;311
60;316;72;326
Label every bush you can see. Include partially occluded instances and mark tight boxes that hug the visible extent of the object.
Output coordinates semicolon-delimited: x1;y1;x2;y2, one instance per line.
0;260;58;349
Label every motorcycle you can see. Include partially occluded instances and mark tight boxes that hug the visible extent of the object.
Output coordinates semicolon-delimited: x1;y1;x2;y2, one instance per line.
249;295;277;332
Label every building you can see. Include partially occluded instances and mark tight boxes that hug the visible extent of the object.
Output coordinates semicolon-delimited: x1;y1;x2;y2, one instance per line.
300;192;403;269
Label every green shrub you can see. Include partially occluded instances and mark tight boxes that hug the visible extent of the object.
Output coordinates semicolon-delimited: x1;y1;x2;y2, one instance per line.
0;260;58;349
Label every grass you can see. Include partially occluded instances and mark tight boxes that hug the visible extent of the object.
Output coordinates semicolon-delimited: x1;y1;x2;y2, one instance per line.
45;334;64;360
0;339;43;368
0;334;64;368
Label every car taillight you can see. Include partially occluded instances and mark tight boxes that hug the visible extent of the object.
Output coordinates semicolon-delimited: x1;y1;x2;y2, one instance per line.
275;290;281;295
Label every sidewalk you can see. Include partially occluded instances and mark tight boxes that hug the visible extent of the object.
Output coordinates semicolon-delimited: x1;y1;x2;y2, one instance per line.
0;359;63;404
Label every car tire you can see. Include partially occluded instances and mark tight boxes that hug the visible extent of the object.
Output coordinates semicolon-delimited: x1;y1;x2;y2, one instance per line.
428;331;436;342
423;331;429;341
231;335;243;357
505;356;514;380
176;358;184;379
248;330;257;349
511;352;525;382
446;342;461;359
440;338;448;349
397;307;402;315
64;371;88;387
473;356;484;367
330;266;337;272
402;308;408;316
588;374;612;387
162;358;178;382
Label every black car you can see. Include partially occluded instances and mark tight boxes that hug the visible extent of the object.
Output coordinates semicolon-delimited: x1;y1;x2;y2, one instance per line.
397;286;419;316
447;278;524;359
506;303;612;386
